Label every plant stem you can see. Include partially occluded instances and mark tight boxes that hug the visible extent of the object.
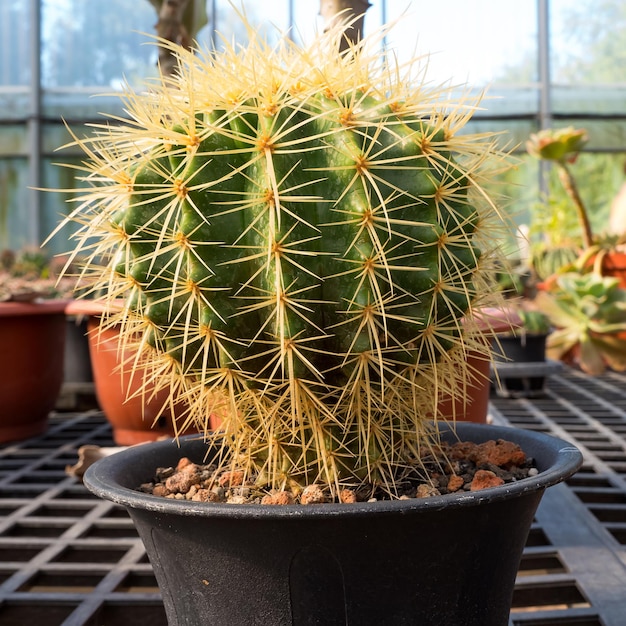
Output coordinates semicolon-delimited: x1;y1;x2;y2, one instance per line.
557;161;594;249
319;0;371;50
154;0;191;77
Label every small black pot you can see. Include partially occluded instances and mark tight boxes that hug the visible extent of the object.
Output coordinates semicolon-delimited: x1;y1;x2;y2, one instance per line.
492;333;547;365
491;334;555;397
64;317;94;383
84;423;581;626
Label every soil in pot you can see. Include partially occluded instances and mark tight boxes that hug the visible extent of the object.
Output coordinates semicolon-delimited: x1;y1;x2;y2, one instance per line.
139;437;537;505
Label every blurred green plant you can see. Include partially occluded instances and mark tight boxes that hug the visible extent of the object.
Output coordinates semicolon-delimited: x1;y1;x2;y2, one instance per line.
0;248;76;302
527;128;625;282
517;309;552;336
527;127;594;248
535;272;626;375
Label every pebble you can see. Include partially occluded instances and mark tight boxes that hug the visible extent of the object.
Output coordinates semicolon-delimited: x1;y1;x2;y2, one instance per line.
470;469;505;491
261;491;295;505
339;489;357;503
300;484;326;505
416;484;440;498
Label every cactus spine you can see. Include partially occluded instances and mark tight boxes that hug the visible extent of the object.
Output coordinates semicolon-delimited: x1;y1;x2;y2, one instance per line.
58;18;507;498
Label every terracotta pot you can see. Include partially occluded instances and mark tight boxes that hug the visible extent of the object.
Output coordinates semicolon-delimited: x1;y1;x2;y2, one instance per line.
436;348;491;423
66;301;197;445
573;250;626;289
437;308;520;424
0;301;67;443
597;251;626;288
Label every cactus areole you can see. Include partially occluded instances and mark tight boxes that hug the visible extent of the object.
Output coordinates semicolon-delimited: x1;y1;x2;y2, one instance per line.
56;18;508;498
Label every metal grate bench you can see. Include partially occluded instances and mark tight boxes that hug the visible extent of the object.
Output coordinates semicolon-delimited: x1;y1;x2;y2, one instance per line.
2;367;626;625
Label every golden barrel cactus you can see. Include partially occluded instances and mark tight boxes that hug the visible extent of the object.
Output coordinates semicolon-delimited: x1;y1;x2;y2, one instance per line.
55;18;509;498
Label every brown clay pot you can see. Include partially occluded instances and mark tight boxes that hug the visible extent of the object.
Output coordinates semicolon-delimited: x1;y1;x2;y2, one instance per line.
572;250;626;289
0;301;67;443
436;348;491;423
437;308;521;424
66;301;197;445
597;251;626;288
87;318;195;445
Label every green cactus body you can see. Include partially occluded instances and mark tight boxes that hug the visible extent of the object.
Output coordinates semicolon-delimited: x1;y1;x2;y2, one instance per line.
57;21;506;497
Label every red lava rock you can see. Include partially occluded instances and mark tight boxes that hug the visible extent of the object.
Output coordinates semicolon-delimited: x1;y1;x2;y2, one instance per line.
447;474;465;492
165;470;198;494
176;457;194;471
218;470;245;488
447;439;526;469
261;491;295;505
470;469;504;491
447;441;478;461
300;484;326;504
474;440;526;468
339;489;357;503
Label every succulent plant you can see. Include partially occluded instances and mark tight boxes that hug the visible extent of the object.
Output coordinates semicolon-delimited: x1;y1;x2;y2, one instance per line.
527;126;593;249
526;127;588;163
0;247;77;302
535;272;626;375
54;17;509;498
517;309;551;335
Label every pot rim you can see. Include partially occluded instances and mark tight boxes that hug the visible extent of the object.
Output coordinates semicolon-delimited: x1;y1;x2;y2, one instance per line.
65;299;123;317
83;422;582;520
0;299;70;317
473;306;523;335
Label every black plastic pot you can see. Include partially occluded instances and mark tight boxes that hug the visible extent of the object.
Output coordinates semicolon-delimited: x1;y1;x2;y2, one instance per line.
492;333;548;365
84;423;582;626
491;334;557;397
63;316;93;383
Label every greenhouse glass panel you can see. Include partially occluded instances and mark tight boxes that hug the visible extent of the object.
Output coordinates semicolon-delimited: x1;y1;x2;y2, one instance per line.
0;0;623;254
382;0;538;86
0;1;30;87
213;0;290;50
40;153;85;257
0;125;28;159
41;0;158;89
0;157;33;251
549;0;626;150
550;0;626;84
